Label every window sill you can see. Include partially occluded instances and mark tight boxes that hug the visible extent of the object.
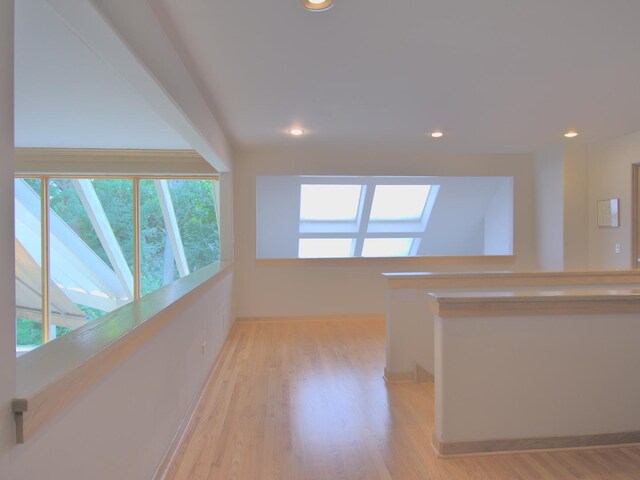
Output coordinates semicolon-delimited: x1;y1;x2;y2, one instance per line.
255;255;515;267
428;287;640;317
12;261;232;444
382;269;640;289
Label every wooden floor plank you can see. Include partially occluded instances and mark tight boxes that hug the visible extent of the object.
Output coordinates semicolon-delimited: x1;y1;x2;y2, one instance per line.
165;318;640;480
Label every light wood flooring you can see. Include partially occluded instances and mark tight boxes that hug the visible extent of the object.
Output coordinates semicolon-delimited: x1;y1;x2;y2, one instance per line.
165;318;640;479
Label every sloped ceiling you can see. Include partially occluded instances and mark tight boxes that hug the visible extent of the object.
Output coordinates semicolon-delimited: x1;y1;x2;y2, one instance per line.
15;0;190;149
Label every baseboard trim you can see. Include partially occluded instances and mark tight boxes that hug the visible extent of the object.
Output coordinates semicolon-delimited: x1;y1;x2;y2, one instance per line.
415;363;434;383
383;368;415;383
153;325;236;480
432;430;640;457
236;313;385;323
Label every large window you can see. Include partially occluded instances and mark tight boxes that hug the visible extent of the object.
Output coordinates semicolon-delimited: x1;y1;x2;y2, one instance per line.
15;176;219;354
256;175;514;259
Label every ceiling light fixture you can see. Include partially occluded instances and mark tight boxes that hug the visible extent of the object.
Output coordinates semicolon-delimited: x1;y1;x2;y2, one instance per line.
430;130;444;138
299;0;334;12
564;131;579;138
288;128;305;136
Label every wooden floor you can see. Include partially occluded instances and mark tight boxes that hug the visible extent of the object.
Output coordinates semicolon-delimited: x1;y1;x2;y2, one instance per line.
165;318;640;479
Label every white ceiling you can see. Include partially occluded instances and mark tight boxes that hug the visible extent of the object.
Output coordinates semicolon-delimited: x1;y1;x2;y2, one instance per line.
152;0;640;154
15;0;190;149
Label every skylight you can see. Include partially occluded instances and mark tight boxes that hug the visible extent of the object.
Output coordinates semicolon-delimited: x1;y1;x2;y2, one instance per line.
369;185;431;221
298;238;353;258
361;238;414;257
300;184;362;221
257;175;515;259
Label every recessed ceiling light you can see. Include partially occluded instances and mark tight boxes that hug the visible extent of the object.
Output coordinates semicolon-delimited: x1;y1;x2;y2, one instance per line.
299;0;334;12
430;130;444;138
288;128;305;136
564;131;579;138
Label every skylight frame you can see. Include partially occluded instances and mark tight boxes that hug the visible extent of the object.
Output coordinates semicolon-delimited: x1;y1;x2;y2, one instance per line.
295;177;439;259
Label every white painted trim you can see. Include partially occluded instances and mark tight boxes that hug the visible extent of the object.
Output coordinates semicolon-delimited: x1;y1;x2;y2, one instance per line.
428;288;640;317
15;148;217;175
384;269;640;288
257;255;515;267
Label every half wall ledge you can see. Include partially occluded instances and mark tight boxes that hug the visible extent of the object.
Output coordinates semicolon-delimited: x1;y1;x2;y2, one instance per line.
12;261;233;444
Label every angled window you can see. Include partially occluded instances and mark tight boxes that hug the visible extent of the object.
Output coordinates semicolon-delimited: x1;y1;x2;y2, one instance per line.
140;179;218;296
297;179;436;258
48;178;134;329
369;185;431;221
15;175;219;354
300;184;362;221
361;238;415;257
256;175;513;260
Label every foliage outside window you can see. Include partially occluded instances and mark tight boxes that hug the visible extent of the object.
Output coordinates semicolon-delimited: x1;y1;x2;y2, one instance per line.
15;176;219;354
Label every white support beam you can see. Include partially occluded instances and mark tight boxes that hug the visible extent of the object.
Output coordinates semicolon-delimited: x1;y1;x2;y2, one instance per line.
154;180;190;278
212;179;221;230
71;179;134;298
219;173;234;262
353;184;375;257
43;0;232;172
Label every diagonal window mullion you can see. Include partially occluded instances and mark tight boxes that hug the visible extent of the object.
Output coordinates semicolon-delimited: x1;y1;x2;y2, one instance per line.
353;183;375;256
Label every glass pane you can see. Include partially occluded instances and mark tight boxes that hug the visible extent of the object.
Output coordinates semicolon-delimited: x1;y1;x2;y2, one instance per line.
140;179;219;296
140;179;178;296
362;238;414;257
369;185;431;221
15;178;43;353
300;184;362;221
48;178;134;338
167;179;219;272
298;238;353;258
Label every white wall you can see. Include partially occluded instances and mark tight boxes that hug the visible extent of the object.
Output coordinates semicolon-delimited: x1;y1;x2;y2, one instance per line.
484;178;513;255
256;176;301;258
435;312;640;443
2;272;233;480
532;129;640;271
418;177;508;256
0;0;16;475
563;144;589;269
586;130;640;269
534;146;564;270
235;146;537;318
